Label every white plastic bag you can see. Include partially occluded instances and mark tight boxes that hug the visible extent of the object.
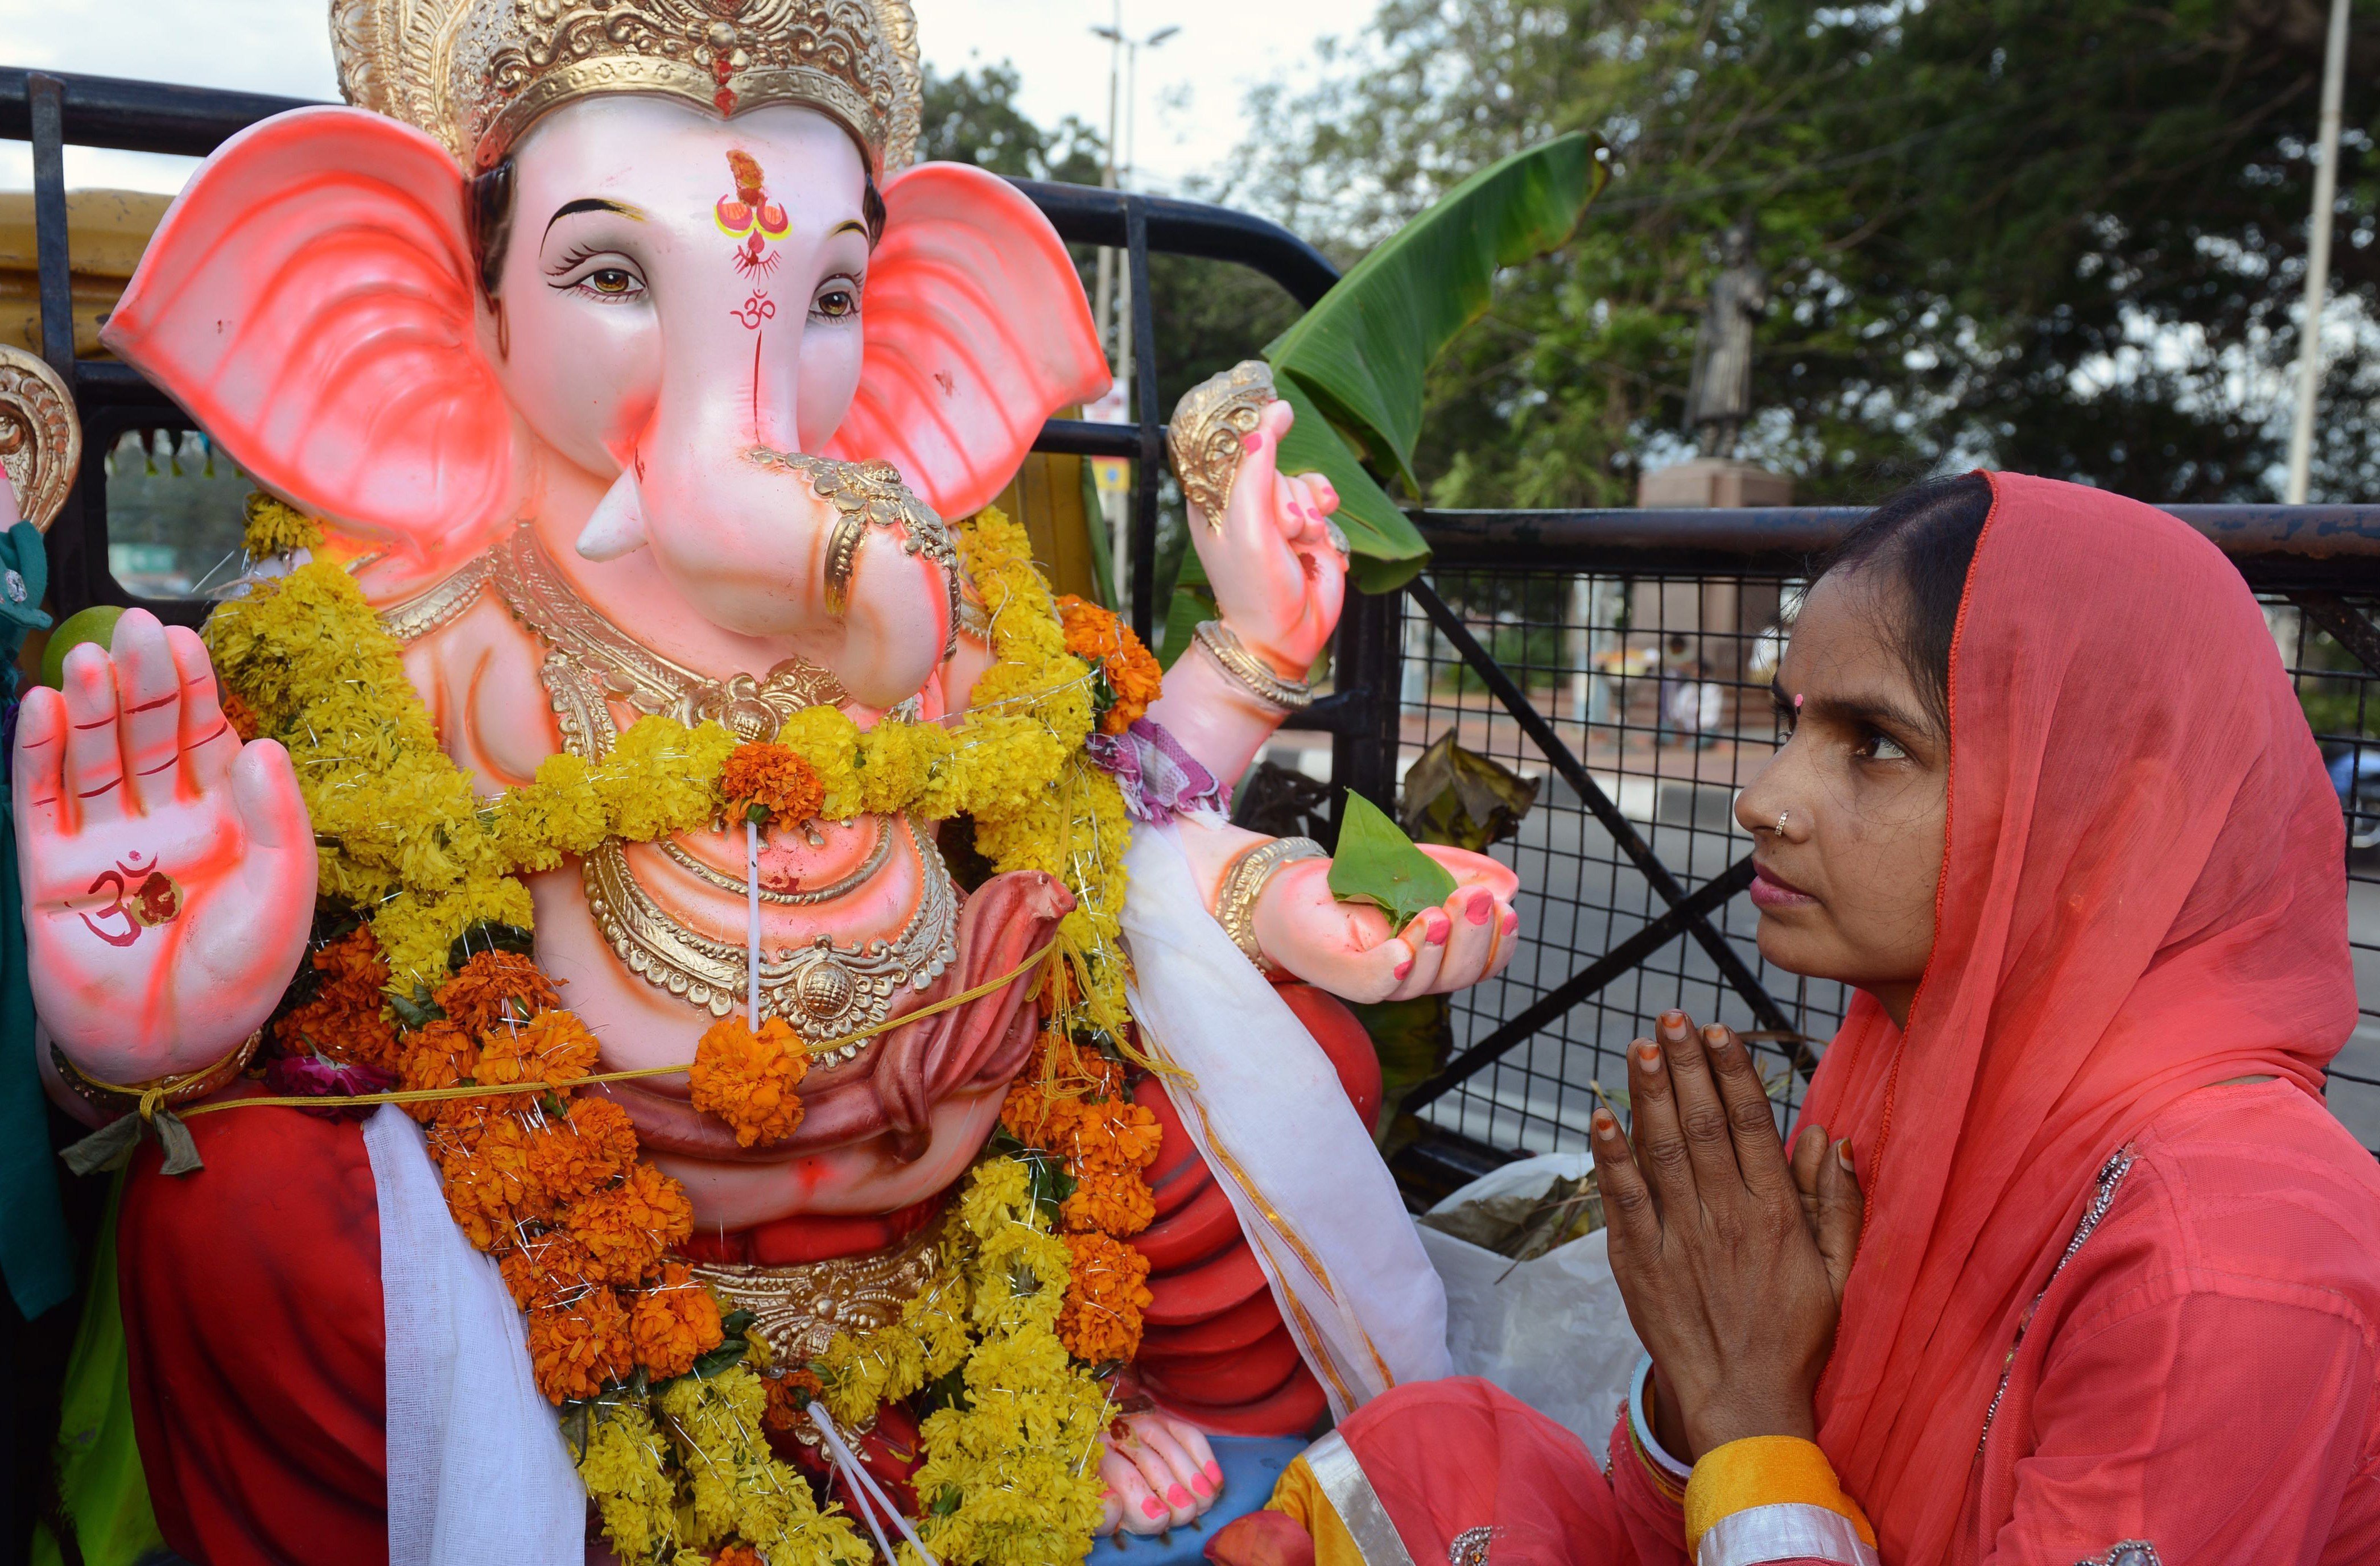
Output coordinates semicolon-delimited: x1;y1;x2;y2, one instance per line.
1413;1151;1643;1448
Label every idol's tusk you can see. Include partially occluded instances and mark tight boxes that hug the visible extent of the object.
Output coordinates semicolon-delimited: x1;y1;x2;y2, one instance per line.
574;466;650;560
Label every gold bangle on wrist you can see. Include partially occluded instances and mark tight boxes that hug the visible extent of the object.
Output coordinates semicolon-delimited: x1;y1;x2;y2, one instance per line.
1194;620;1313;711
1214;836;1328;971
51;1028;263;1119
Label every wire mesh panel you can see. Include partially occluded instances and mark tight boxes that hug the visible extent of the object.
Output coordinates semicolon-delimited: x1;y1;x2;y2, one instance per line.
1396;570;2380;1158
2267;594;2380;1152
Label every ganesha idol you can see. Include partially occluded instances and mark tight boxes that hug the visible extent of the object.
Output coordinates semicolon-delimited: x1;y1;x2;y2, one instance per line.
14;2;1523;1563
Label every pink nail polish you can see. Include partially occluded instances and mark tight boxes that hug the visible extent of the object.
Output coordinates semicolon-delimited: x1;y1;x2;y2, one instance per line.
1166;1484;1192;1507
1142;1496;1166;1519
1202;1460;1223;1486
1393;958;1413;980
1191;1473;1215;1498
1501;909;1519;935
1242;432;1262;452
1467;892;1491;925
1429;915;1450;945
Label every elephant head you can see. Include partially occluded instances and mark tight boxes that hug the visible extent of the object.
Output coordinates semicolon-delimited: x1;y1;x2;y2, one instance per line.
101;97;1108;706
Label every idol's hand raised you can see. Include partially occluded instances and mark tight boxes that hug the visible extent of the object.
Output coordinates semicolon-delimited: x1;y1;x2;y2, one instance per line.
1591;1009;1863;1460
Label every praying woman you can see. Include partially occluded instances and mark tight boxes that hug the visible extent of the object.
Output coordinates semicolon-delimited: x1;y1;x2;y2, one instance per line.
1207;472;2380;1565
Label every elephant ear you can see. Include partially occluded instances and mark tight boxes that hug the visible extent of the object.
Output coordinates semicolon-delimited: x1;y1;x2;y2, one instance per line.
102;106;526;586
825;162;1109;520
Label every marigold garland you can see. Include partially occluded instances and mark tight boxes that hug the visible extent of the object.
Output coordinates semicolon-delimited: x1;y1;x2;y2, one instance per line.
226;501;1166;1565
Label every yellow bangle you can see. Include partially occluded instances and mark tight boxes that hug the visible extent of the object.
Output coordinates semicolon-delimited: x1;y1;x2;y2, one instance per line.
1684;1436;1874;1560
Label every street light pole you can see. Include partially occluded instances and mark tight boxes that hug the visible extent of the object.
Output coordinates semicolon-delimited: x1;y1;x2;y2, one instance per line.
1087;16;1179;606
2285;0;2352;504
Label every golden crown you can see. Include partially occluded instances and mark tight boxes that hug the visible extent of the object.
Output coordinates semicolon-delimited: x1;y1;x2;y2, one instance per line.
332;0;923;173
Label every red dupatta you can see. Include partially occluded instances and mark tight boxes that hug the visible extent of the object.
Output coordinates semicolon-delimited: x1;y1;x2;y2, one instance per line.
1795;472;2358;1560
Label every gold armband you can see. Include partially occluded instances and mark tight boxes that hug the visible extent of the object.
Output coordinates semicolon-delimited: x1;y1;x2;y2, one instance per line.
1214;836;1327;971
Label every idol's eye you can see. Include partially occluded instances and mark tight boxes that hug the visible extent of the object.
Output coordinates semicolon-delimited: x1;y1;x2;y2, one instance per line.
546;249;648;301
810;276;862;321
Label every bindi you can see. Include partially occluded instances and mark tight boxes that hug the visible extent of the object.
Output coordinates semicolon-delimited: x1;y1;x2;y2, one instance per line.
716;149;789;280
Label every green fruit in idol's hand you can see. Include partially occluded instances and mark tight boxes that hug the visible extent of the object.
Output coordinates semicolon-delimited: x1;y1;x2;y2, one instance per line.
41;605;125;689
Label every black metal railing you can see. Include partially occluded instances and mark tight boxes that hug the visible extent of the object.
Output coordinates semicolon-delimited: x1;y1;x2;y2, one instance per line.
15;67;2380;1177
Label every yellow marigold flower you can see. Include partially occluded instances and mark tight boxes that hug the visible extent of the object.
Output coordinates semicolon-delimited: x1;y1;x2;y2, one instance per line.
574;1403;678;1562
562;1162;693;1284
241;491;324;558
475;1007;600;1090
527;1287;634;1403
688;1016;809;1148
629;1263;725;1379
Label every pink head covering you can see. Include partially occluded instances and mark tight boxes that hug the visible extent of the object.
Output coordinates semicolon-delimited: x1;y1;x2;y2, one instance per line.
1796;472;2357;1557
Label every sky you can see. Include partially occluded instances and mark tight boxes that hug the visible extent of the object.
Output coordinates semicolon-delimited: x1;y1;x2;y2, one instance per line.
0;0;1377;196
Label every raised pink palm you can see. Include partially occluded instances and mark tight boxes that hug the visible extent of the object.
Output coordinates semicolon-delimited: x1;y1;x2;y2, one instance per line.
14;609;314;1085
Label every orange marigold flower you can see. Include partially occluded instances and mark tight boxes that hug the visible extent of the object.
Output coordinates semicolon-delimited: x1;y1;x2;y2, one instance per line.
1061;1167;1157;1238
628;1263;725;1379
499;1230;600;1312
439;1114;549;1248
523;1116;627;1206
1058;594;1164;734
561;1162;694;1284
688;1015;809;1148
220;688;262;743
435;949;562;1036
476;1008;601;1090
273;926;402;1071
761;1367;827;1435
567;1096;642;1168
1056;1230;1153;1365
712;1548;767;1566
1058;1097;1163;1175
718;741;826;830
527;1287;635;1403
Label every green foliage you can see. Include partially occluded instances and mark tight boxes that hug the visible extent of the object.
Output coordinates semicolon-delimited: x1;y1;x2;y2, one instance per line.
1329;792;1461;928
1215;1;2380;506
919;62;1106;184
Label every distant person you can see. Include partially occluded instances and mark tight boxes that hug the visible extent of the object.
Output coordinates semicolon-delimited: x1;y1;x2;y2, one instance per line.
1656;633;1694;745
1210;473;2380;1563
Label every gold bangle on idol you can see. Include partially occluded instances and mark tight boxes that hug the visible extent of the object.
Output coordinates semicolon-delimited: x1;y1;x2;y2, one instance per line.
1168;360;1278;532
1194;619;1314;710
51;1028;263;1119
1215;836;1329;971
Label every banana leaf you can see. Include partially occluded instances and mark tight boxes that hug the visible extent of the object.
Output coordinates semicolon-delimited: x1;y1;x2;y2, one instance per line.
1263;131;1605;585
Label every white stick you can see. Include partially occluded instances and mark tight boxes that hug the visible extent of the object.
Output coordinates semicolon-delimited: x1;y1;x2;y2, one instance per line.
746;817;762;1028
806;1400;941;1565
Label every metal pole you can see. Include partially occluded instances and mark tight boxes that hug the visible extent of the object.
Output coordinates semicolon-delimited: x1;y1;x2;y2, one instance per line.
2285;0;2351;504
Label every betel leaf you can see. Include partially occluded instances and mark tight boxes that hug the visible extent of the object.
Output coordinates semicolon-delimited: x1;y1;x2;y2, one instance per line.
1327;793;1461;929
1264;133;1604;498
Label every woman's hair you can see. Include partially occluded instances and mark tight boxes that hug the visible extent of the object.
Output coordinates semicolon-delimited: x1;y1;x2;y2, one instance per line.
463;131;891;303
1808;472;1994;736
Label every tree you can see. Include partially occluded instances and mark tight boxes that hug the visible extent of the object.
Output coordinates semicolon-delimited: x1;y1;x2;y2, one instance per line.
1207;0;2380;507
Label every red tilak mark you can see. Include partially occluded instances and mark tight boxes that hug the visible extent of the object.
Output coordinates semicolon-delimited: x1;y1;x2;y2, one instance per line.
750;333;763;436
76;778;120;798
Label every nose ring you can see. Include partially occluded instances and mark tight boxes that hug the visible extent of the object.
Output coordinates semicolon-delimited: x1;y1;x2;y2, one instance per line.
1775;808;1790;836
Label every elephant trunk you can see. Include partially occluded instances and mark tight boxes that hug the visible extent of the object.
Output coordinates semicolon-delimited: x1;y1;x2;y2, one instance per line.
612;300;952;709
